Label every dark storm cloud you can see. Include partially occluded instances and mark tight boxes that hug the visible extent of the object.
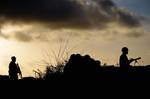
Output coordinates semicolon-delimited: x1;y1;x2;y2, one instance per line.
0;0;80;21
117;10;141;27
0;0;142;29
89;0;141;28
0;0;145;42
0;0;92;29
95;0;117;11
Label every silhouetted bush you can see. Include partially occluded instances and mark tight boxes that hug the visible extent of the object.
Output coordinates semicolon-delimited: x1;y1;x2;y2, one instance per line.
43;64;64;81
64;54;101;80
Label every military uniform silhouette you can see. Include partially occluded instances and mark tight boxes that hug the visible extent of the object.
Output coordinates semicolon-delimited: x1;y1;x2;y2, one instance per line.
119;47;134;72
9;56;22;80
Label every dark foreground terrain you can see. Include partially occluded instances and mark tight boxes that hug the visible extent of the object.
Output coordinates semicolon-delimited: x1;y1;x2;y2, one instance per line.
1;66;150;81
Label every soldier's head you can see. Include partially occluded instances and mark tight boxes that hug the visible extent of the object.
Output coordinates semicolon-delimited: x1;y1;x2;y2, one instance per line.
122;47;128;55
11;56;16;62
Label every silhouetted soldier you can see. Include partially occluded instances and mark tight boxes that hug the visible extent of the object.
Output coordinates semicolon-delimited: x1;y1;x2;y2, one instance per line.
9;56;22;80
119;47;137;72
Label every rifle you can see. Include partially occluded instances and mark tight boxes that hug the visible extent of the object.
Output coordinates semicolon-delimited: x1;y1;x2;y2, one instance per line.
132;57;141;66
17;63;22;79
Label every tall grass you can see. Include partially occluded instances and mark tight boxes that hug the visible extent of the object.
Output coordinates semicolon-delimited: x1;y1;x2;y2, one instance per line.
35;33;77;80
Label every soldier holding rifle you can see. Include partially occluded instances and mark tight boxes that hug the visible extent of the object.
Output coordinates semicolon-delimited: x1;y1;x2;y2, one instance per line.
120;47;141;71
9;56;22;80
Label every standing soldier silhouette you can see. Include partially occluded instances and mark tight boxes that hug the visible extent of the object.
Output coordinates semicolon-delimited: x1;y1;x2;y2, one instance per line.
119;47;141;72
9;56;22;80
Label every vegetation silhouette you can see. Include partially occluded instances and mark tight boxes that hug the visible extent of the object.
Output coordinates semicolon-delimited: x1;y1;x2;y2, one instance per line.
64;54;101;80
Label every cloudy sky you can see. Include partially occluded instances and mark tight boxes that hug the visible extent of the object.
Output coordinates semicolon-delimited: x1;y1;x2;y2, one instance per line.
0;0;149;77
